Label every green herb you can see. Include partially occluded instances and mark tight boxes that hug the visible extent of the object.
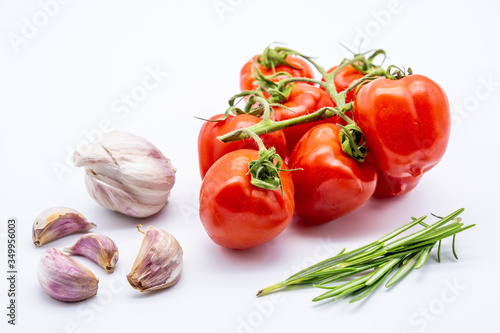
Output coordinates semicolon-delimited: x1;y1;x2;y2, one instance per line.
257;208;474;303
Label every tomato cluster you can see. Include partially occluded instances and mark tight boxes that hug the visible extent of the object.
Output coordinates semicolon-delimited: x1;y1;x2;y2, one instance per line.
197;47;450;249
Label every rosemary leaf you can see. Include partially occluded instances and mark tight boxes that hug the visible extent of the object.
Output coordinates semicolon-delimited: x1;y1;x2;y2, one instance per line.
452;234;458;260
350;268;395;303
366;257;402;285
414;245;434;269
385;251;421;288
312;273;374;302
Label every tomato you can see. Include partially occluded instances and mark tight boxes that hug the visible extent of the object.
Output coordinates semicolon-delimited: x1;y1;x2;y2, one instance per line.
373;168;421;197
198;114;287;179
353;74;450;183
199;149;295;249
324;64;365;103
289;124;377;224
273;83;336;157
240;55;314;92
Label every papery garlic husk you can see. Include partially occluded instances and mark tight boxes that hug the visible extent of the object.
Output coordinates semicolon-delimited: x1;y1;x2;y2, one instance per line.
63;233;119;273
73;131;176;218
127;225;183;292
38;248;99;302
32;207;96;247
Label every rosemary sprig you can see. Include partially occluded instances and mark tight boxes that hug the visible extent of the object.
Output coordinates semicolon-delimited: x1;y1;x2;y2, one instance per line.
256;208;474;303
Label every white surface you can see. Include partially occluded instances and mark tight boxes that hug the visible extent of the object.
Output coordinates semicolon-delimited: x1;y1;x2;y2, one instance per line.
1;0;499;332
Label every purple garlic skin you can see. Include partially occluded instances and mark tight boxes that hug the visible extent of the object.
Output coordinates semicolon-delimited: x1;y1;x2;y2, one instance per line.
38;248;99;302
32;207;96;247
127;225;183;292
63;233;119;273
73;131;176;218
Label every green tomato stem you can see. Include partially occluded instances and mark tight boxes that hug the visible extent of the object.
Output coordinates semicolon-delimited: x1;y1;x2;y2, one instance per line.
234;129;284;192
257;45;303;70
218;48;410;164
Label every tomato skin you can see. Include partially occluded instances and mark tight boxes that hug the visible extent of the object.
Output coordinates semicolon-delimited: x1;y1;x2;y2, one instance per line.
274;83;336;157
240;55;314;92
373;168;421;197
324;65;365;103
199;149;295;249
353;74;450;179
198;114;287;179
289;124;377;224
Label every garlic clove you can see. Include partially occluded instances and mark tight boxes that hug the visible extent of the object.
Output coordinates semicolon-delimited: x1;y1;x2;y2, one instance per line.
127;225;183;292
63;233;119;273
37;248;99;302
73;131;176;218
32;207;96;247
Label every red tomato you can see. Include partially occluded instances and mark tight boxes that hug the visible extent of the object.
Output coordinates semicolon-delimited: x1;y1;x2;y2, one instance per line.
289;124;377;224
373;168;421;197
198;114;287;179
353;74;450;181
273;83;336;157
324;64;365;103
240;55;314;92
199;149;295;249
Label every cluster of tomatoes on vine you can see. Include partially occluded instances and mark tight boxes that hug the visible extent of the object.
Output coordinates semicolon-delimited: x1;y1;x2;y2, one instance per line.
197;45;451;250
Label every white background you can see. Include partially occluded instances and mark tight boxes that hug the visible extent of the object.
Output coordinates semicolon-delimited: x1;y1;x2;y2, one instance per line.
1;0;499;332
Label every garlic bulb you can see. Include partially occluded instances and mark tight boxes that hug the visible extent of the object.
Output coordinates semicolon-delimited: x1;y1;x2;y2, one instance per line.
73;131;176;218
63;233;119;273
127;225;183;292
32;207;96;247
38;248;99;302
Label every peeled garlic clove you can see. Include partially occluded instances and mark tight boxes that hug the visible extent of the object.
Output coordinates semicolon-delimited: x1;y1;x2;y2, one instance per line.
38;248;99;302
73;131;176;218
32;207;96;247
63;233;119;273
127;225;183;292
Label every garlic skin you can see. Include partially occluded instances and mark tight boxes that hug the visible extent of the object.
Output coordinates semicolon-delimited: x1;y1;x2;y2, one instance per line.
63;233;119;273
38;248;99;302
32;207;96;247
127;225;183;292
73;131;176;218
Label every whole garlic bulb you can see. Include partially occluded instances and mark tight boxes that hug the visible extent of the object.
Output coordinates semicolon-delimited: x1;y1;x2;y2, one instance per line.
74;131;176;218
